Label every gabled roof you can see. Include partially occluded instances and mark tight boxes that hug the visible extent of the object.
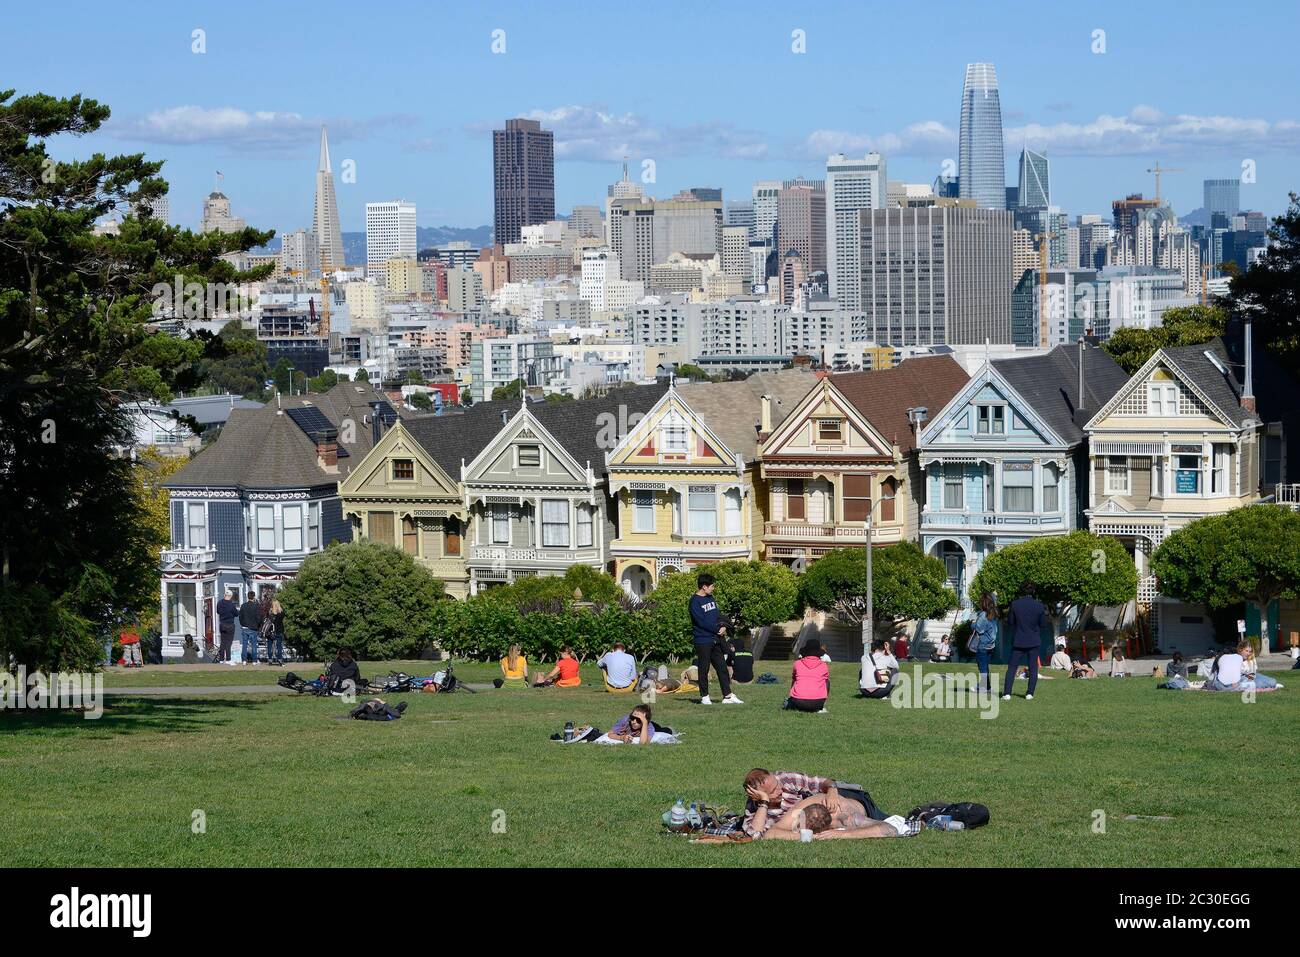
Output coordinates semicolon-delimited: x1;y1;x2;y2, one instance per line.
991;344;1130;445
676;368;819;462
165;381;402;490
830;355;970;455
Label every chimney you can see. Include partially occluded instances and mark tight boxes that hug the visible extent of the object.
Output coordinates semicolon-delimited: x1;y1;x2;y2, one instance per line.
1078;337;1086;414
315;427;339;471
760;395;773;434
1242;320;1256;414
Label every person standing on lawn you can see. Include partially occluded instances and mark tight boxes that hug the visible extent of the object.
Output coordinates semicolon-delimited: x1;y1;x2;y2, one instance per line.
1002;581;1047;700
215;588;238;663
689;572;742;705
972;592;1000;693
238;589;263;665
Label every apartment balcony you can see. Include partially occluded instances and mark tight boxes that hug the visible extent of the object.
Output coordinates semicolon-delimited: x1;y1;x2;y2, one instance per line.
763;522;901;544
1277;484;1300;510
160;546;218;572
922;510;1066;531
468;545;601;565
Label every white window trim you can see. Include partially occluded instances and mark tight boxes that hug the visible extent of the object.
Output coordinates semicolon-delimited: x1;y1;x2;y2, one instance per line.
1105;456;1131;495
282;504;304;552
541;499;571;548
256;505;276;552
516;444;542;468
688;488;719;536
632;490;656;533
491;504;511;545
186;501;208;549
577;504;594;548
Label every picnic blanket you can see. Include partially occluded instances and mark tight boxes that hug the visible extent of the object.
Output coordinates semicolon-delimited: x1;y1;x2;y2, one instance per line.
593;731;680;745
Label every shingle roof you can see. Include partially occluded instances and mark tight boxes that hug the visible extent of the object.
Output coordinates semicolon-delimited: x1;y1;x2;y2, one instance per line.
677;368;820;462
830;355;970;454
1162;339;1251;426
992;344;1130;444
165;381;400;490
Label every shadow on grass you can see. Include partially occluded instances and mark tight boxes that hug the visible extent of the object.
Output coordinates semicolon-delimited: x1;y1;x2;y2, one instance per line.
0;695;273;739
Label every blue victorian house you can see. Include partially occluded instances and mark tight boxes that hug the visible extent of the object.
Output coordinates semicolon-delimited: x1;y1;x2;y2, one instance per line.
916;342;1130;616
158;381;401;659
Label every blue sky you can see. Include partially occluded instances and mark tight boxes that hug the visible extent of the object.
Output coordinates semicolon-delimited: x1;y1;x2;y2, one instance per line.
12;0;1300;234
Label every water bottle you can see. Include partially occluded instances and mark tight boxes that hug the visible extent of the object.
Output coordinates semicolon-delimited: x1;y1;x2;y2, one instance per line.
670;798;688;830
687;803;703;829
927;814;964;831
563;721;574;742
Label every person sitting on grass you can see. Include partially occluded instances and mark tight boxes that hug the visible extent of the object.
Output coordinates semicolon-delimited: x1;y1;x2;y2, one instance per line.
606;704;657;744
741;768;836;838
727;634;755;684
1050;639;1072;672
784;639;830;713
597;641;638;691
1070;659;1096;679
930;634;953;663
859;638;899;699
500;644;528;682
1166;651;1188;680
533;647;582;688
326;647;363;692
1240;642;1280;690
894;635;911;662
1207;646;1247;691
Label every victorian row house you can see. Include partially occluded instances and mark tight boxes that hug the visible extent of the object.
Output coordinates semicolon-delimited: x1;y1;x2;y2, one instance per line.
159;381;400;657
918;342;1129;610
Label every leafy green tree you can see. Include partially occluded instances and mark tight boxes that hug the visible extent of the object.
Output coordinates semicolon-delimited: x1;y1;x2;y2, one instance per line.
0;88;271;672
645;560;802;638
1228;193;1300;365
272;357;293;395
404;369;424;385
353;368;369;382
308;368;338;393
544;392;573;403
800;544;957;634
277;540;445;660
968;531;1137;631
674;363;714;382
491;379;523;401
1102;305;1228;374
1153;504;1300;644
198;321;270;398
408;391;432;411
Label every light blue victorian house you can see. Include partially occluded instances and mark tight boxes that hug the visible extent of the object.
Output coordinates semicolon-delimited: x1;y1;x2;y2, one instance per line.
916;342;1130;617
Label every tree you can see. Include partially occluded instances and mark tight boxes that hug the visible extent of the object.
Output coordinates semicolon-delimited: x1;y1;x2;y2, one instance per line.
1228;193;1300;366
645;560;802;639
968;531;1137;632
544;392;573;403
0;88;272;672
674;363;714;382
491;379;523;401
308;368;338;393
198;321;269;399
277;540;445;660
272;357;293;395
404;369;424;385
353;368;369;382
130;449;189;631
1152;504;1300;645
408;391;432;411
800;544;957;634
1102;304;1228;374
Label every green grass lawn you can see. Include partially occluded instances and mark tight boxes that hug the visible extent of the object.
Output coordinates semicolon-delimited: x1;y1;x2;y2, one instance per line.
2;660;1296;867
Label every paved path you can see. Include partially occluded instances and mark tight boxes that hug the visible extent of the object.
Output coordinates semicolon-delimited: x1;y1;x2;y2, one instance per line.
104;682;495;696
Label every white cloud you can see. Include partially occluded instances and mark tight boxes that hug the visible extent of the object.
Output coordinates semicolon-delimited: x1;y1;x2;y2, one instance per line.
107;106;413;151
1010;106;1298;156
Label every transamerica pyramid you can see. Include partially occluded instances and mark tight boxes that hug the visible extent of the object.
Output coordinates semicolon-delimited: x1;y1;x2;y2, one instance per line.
313;125;345;272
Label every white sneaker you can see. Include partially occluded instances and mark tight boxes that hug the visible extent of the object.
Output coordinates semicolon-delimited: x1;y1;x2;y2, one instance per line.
817;707;828;714
721;693;744;705
699;696;713;706
1001;694;1011;700
1025;693;1034;700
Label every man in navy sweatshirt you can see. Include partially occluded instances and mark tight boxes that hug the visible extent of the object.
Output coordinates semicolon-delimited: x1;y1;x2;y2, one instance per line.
1002;580;1048;700
689;572;743;705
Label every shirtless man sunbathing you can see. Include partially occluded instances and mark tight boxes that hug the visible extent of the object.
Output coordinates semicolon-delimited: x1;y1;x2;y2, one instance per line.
759;792;912;840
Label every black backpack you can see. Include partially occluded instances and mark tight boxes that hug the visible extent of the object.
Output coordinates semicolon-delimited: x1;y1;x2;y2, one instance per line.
907;801;990;829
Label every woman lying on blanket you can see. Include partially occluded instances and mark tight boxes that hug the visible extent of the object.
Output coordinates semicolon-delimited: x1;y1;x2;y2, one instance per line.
594;704;679;745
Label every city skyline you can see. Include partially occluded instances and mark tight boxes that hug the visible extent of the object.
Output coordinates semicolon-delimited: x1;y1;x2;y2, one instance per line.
13;0;1300;235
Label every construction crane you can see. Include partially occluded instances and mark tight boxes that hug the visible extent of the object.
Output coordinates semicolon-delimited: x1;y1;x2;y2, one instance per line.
1146;161;1184;205
1034;230;1058;347
319;273;331;339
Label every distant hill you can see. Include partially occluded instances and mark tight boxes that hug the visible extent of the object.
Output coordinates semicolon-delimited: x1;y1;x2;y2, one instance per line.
257;225;493;262
1179;206;1210;227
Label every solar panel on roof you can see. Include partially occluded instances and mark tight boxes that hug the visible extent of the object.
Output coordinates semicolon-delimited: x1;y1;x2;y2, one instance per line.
374;400;399;426
285;406;350;457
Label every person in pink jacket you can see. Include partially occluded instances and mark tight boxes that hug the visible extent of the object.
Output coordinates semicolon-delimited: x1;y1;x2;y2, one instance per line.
784;639;830;713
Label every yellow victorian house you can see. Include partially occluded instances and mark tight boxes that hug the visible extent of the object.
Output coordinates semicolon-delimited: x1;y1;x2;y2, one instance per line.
605;369;815;596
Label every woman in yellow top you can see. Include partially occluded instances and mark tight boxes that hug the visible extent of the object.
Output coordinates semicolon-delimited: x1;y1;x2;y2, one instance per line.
500;644;528;681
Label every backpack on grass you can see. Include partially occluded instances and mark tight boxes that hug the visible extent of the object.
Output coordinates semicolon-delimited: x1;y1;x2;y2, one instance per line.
906;801;989;829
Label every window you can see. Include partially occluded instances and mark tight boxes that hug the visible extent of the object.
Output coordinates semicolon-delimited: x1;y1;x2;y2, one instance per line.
186;502;207;549
976;405;1005;435
1174;453;1202;494
1002;461;1034;512
880;477;897;522
518;445;541;467
166;583;198;636
392;459;415;481
1263;434;1282;486
1212;444;1230;494
308;503;321;550
1105;456;1130;495
368;511;394;546
491;504;511;544
943;465;963;510
671;490;682;535
817;418;843;442
983;466;994;511
786;479;806;520
1042;464;1059;512
724;489;742;535
688;488;718;535
256;506;276;551
542;500;570;547
661;412;688;454
283;506;304;551
245;508;252;551
843;474;872;523
577;504;594;547
444;517;462;556
633;490;656;533
1148;382;1178;416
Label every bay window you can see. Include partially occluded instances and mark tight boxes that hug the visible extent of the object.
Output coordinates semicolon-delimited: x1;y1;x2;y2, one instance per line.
1174;452;1202;495
843;474;872;523
542;500;570;547
491;504;511;544
256;505;276;551
1212;444;1230;494
186;502;207;549
1105;456;1130;495
283;506;304;551
943;465;963;510
786;479;806;520
577;504;594;547
723;489;742;535
308;503;321;550
1001;461;1034;512
633;490;656;533
688;487;717;535
1042;464;1059;512
671;490;682;535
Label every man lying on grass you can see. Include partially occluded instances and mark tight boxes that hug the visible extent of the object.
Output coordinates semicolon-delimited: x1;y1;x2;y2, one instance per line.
742;768;918;840
759;799;916;840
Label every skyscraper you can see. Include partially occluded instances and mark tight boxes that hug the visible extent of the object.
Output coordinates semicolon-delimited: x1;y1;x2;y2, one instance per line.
1204;179;1241;222
777;179;826;275
825;152;887;308
365;200;417;285
492;118;555;245
313;126;345;273
958;63;1006;210
1017;148;1050;208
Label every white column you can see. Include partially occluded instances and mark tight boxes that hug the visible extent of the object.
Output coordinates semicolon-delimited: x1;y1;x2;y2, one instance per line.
160;581;169;638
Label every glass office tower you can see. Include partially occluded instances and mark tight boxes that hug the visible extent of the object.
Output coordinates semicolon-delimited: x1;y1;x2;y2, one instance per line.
958;63;1006;210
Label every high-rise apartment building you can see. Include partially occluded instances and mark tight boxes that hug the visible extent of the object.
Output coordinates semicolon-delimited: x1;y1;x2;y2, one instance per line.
777;180;826;275
958;63;1006;210
825;152;887;308
280;228;319;277
721;225;751;282
752;181;781;243
492;118;555;245
365;200;417;286
569;205;604;238
859;205;1014;346
1017;148;1050;208
313;126;345;272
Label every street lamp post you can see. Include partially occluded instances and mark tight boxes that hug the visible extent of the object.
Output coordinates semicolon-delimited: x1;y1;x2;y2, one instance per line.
859;496;889;690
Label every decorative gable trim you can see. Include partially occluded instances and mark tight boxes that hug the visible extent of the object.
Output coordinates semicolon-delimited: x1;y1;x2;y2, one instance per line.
918;362;1067;449
338;420;459;498
760;378;894;460
605;386;738;471
462;405;591;488
1085;349;1236;431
